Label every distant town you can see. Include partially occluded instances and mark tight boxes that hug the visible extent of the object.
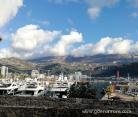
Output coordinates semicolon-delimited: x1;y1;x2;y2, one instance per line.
0;63;137;101
0;65;94;98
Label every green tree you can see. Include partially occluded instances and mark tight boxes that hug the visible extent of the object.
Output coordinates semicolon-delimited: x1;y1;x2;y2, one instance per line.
106;85;113;99
68;83;97;99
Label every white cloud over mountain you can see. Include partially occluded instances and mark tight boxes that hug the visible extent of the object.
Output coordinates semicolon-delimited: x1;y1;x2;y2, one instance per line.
51;31;83;56
72;37;138;57
0;0;138;59
0;0;23;28
0;24;138;59
0;25;83;58
0;48;15;59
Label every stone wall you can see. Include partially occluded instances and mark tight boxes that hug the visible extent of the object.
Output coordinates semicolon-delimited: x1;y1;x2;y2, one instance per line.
0;96;137;117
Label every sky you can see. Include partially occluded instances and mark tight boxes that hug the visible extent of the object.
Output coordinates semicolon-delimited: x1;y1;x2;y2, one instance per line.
0;0;138;59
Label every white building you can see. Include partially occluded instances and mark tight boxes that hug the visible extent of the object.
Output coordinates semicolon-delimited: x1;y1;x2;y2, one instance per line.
1;66;8;78
31;70;39;78
74;72;89;82
127;81;138;96
75;72;82;82
39;74;45;79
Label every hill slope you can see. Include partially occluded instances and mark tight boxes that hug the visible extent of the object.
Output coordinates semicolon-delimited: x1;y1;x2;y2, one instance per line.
0;54;138;76
30;54;138;64
0;57;35;73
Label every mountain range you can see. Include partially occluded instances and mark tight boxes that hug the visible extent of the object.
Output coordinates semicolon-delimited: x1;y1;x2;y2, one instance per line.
0;54;138;76
29;54;138;64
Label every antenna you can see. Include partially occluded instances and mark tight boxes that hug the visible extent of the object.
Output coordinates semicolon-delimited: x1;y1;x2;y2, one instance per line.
127;73;130;81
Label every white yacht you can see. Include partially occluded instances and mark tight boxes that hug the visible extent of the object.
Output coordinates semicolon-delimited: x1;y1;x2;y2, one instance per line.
16;81;45;96
48;74;70;98
0;82;18;95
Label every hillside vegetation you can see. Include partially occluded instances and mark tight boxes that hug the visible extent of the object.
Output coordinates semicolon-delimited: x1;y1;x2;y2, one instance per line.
0;55;138;77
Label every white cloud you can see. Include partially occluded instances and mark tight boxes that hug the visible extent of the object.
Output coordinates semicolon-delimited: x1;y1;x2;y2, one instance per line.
11;24;60;52
0;25;83;58
71;43;93;57
87;7;101;19
86;0;119;19
131;12;138;18
67;18;74;26
0;0;23;28
128;0;138;8
86;0;119;7
48;0;79;4
51;31;83;56
26;10;32;17
48;0;119;19
132;42;138;53
72;37;138;56
0;48;19;58
0;24;138;59
38;20;50;25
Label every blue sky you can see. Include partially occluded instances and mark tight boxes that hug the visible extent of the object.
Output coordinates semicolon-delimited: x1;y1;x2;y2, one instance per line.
7;0;138;41
0;0;138;58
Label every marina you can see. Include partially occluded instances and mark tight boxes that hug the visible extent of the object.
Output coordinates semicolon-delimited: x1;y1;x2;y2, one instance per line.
0;65;137;100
